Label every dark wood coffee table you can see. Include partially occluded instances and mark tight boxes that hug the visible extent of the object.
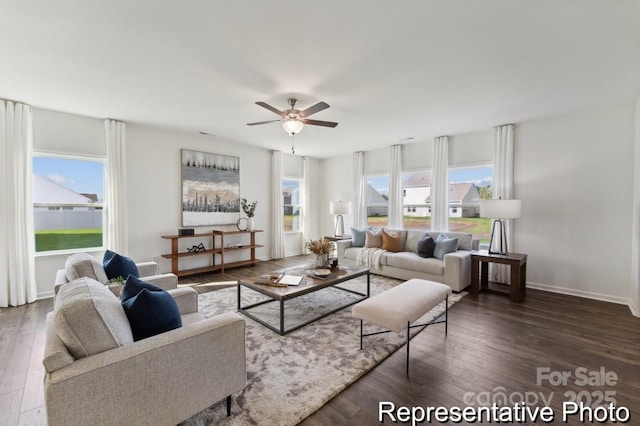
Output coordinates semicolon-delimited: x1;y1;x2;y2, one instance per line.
237;265;370;335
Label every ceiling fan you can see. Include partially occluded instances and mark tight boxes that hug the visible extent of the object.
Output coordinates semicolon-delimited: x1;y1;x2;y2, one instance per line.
247;98;338;136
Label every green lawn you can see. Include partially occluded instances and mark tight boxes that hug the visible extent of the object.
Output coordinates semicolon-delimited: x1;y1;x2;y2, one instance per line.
35;229;103;252
367;216;491;244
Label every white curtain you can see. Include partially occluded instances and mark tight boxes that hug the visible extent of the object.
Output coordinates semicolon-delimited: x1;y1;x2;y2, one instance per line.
431;136;449;231
352;152;366;229
271;150;285;259
301;156;311;254
104;119;128;254
388;145;403;228
0;100;38;307
492;124;515;283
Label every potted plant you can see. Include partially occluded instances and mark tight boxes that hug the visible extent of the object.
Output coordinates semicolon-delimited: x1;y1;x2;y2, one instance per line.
306;239;335;268
240;198;257;230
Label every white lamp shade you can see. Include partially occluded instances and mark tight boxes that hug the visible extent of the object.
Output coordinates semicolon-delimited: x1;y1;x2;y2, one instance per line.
480;199;521;219
282;119;304;135
330;200;352;215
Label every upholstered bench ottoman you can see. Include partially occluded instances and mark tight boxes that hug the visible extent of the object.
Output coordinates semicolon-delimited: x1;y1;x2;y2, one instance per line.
352;278;452;374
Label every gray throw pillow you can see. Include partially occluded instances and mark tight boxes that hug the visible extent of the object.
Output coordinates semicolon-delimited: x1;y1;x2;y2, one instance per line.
416;234;435;258
351;228;367;247
433;233;459;260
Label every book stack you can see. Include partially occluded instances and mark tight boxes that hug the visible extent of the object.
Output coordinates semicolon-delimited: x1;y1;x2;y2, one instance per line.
255;273;285;286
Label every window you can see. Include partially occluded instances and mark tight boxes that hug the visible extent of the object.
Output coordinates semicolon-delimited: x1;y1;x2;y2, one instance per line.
448;165;493;244
33;155;105;252
402;171;432;229
365;175;389;227
283;178;301;232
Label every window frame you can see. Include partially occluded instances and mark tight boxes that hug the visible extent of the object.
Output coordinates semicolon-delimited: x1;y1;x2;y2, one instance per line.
447;163;493;247
33;152;107;256
282;176;302;234
364;173;389;228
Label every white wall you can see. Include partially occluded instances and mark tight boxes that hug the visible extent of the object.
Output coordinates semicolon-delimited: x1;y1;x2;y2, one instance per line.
320;103;637;308
633;97;640;316
515;103;635;304
31;107;290;297
125;125;273;272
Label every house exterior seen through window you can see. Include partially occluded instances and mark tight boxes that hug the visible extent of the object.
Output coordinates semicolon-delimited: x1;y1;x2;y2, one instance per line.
402;171;432;229
365;175;389;227
33;155;105;252
447;165;493;244
283;178;301;232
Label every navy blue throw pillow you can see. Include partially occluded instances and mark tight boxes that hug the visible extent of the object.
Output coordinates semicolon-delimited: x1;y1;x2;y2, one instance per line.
103;250;140;280
121;276;182;341
416;234;436;258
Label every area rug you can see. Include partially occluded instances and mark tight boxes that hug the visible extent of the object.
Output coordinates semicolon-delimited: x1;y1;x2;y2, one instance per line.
181;275;466;426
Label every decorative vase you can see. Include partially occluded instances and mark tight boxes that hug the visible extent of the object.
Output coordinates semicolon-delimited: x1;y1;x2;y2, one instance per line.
247;217;254;231
315;253;328;268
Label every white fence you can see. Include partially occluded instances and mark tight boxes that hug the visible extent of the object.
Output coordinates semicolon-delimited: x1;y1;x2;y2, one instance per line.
34;210;102;231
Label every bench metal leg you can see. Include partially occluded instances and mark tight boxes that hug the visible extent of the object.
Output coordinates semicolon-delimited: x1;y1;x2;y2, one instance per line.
445;294;448;335
226;395;231;416
406;321;410;375
360;319;363;350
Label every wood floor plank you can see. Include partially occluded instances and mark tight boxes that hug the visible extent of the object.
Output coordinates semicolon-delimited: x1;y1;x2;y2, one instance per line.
2;255;640;425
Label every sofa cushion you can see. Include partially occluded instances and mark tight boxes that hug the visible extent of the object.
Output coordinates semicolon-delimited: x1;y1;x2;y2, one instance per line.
385;252;445;275
434;233;459;260
350;228;367;247
381;229;404;252
449;232;473;250
54;277;134;359
65;253;109;284
365;229;382;248
103;250;140;281
404;230;426;252
416;234;435;258
121;276;182;341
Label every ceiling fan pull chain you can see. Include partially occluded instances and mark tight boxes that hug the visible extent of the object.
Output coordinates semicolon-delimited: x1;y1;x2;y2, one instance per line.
291;134;295;154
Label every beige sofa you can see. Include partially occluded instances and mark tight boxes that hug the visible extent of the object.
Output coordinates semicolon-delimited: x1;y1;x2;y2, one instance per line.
337;229;479;292
44;277;247;426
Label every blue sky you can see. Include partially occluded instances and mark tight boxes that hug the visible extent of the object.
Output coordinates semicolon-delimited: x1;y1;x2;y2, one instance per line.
368;165;493;193
33;157;104;201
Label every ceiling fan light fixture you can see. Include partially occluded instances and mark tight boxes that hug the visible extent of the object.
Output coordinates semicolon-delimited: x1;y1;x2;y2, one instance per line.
282;118;304;135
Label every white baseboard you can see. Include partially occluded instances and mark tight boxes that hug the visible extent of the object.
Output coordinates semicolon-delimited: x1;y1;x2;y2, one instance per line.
37;291;54;300
527;281;632;310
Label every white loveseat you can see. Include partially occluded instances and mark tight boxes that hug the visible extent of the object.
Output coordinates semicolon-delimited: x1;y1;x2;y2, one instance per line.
337;229;479;292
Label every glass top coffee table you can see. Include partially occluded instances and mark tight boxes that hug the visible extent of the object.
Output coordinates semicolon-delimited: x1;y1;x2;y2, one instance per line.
237;265;370;335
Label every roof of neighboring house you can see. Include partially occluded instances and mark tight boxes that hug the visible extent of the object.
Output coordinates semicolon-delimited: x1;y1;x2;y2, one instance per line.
366;183;388;206
33;174;94;204
404;172;431;187
426;182;476;203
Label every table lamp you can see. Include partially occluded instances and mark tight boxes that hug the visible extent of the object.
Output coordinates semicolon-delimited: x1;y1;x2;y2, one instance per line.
330;200;352;238
479;198;521;255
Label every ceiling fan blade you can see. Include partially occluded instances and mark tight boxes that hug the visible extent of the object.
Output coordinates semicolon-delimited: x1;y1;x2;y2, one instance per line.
302;119;338;128
246;120;281;126
255;102;285;116
300;101;330;118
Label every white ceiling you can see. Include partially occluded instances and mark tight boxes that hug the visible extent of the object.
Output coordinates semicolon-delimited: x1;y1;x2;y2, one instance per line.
1;0;639;158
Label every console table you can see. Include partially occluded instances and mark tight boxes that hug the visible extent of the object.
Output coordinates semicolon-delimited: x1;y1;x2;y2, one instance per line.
161;227;263;277
470;250;528;302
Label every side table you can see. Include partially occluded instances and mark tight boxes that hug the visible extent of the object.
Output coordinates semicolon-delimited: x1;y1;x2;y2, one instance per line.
324;235;352;258
471;250;528;302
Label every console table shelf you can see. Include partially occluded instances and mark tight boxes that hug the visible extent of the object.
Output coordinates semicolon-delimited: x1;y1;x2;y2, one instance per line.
161;228;263;277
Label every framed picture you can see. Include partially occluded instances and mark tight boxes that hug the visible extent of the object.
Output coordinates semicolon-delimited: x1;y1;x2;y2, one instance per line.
181;149;240;226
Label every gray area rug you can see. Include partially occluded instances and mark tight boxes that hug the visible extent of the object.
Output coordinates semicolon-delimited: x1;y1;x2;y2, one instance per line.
181;275;466;425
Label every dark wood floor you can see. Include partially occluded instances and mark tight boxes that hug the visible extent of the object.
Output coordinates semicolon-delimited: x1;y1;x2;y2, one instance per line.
1;255;639;425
